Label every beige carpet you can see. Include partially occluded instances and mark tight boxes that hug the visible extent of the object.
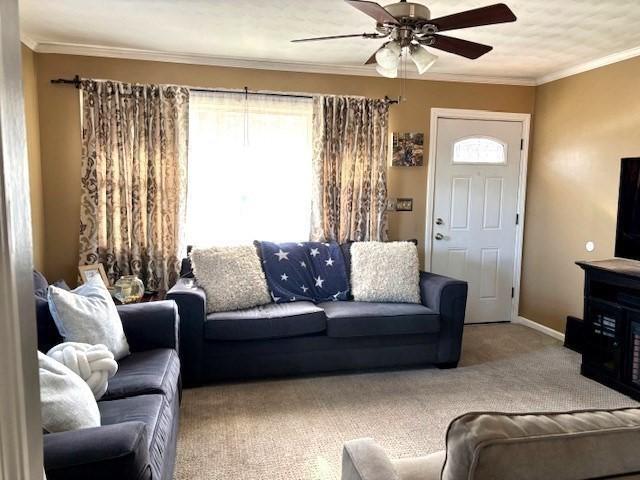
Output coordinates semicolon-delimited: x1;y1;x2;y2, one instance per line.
175;324;638;480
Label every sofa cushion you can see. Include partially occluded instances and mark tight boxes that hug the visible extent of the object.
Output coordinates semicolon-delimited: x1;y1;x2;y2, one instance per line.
320;301;439;338
99;394;173;480
47;275;130;359
102;349;180;404
39;351;101;433
350;241;421;304
35;295;64;353
99;395;160;449
191;245;271;313
34;270;49;297
43;421;151;480
340;240;418;283
204;301;327;341
256;241;350;303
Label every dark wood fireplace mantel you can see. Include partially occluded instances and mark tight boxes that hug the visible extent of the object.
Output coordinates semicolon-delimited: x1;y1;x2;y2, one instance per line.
577;258;640;280
577;258;640;400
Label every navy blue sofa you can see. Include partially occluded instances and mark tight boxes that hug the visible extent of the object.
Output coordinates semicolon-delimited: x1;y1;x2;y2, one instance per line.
33;272;181;480
168;255;468;386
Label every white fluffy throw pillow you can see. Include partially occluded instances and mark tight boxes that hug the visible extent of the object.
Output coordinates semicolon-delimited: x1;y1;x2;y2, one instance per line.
350;241;421;303
47;343;118;400
47;275;130;360
191;245;271;313
38;351;100;433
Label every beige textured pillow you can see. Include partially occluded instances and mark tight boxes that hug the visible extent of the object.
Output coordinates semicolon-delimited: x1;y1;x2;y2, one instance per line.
191;245;271;313
350;241;420;303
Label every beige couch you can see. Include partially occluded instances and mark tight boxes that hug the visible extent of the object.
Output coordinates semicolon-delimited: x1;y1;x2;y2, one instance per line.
342;407;640;480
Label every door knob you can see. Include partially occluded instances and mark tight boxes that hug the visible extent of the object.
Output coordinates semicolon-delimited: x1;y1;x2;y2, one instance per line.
435;233;444;240
435;218;444;225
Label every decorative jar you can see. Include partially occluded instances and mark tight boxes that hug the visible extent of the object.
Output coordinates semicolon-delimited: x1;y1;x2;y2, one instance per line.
113;275;145;304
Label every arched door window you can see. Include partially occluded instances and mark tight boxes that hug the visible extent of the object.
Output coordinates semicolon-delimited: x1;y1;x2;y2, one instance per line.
452;136;507;165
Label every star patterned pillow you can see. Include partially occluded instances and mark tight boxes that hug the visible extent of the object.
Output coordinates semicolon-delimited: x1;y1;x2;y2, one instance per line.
255;241;350;304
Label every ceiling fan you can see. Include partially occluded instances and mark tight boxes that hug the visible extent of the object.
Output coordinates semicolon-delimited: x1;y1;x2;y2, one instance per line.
291;1;516;78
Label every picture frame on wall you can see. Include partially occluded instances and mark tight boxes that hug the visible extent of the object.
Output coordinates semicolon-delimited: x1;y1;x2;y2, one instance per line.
392;132;424;167
78;263;109;286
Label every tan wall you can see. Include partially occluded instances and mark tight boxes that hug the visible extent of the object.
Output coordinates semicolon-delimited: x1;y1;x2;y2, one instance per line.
520;56;640;333
26;49;640;331
35;53;535;285
21;44;45;271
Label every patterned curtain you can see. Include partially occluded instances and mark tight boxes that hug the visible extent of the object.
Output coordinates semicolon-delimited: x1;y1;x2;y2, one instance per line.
79;80;189;290
310;95;390;243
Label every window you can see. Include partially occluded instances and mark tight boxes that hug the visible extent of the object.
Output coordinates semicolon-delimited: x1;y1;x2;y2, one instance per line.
452;137;506;165
186;91;313;246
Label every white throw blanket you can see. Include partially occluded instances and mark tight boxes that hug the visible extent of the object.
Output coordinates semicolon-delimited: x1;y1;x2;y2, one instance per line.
47;342;118;399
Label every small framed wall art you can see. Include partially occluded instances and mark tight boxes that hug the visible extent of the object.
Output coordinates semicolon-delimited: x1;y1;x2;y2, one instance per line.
392;132;424;167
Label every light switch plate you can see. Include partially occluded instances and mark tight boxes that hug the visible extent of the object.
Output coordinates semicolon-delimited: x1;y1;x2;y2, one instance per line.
396;198;413;212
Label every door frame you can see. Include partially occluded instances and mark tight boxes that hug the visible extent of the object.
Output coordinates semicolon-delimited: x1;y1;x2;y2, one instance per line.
0;0;44;477
424;108;531;323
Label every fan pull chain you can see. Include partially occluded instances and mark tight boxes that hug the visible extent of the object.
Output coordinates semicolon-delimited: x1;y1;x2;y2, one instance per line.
403;50;407;101
399;47;407;102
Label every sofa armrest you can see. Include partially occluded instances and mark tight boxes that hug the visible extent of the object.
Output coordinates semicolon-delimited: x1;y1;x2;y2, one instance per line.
419;271;468;366
117;300;179;353
166;278;206;386
43;422;150;480
342;438;400;480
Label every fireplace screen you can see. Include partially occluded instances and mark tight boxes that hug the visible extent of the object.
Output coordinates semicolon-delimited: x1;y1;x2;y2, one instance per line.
631;322;640;387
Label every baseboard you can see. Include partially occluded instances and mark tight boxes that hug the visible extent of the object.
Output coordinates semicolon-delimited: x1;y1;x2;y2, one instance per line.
514;316;566;342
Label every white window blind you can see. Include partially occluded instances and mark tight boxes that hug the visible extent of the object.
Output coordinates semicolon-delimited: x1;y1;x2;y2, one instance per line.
186;91;313;246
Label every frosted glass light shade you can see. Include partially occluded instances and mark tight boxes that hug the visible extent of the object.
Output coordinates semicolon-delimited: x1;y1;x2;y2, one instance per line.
376;64;397;78
375;41;401;69
410;45;438;74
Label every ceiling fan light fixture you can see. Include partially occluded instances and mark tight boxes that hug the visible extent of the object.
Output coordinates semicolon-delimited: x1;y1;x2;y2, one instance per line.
292;1;517;78
375;40;401;69
410;44;438;74
375;63;398;78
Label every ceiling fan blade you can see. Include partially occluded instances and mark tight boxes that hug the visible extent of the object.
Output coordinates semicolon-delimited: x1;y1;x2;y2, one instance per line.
364;51;378;65
427;34;493;59
291;33;372;43
345;0;398;25
430;3;516;32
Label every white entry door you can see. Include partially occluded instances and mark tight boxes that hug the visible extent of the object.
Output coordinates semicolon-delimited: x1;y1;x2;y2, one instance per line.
430;117;524;323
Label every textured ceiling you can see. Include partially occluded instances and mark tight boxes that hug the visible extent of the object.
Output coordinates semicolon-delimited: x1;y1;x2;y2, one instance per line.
19;0;640;81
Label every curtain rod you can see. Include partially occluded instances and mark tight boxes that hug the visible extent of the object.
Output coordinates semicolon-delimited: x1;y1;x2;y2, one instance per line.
49;75;400;105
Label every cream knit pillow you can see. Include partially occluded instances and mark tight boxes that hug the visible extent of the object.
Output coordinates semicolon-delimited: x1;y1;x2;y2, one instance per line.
47;342;118;400
191;245;271;313
350;241;421;303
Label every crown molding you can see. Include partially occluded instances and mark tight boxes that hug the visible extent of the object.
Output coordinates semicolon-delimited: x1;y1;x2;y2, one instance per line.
20;33;38;51
30;38;640;87
536;44;640;85
31;41;537;86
